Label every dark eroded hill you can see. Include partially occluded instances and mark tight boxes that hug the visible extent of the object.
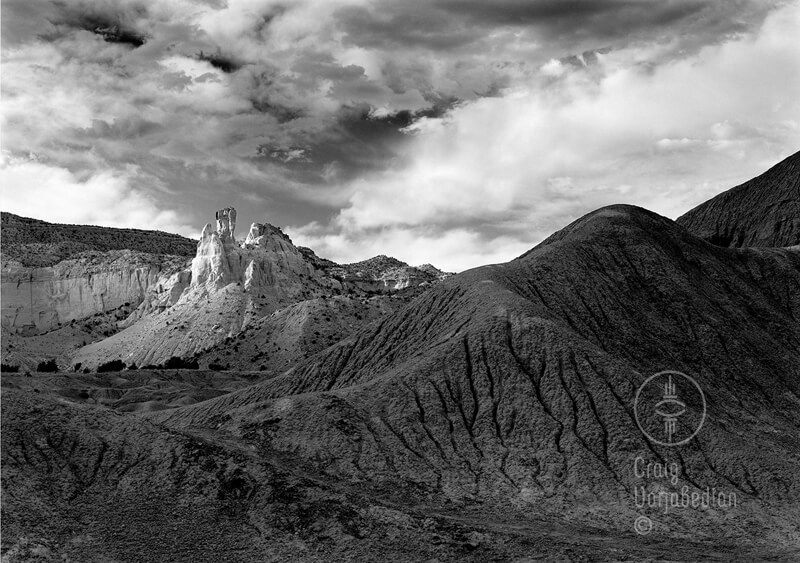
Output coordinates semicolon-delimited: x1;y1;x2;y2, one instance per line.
4;382;733;562
149;205;800;553
676;150;800;248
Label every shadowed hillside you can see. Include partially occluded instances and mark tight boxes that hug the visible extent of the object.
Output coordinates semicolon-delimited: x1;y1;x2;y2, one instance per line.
677;150;800;248
150;205;800;551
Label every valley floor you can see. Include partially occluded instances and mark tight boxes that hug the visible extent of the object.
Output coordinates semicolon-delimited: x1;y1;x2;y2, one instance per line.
3;371;798;563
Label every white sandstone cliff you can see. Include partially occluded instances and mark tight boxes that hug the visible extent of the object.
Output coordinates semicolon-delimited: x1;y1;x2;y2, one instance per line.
1;251;189;335
71;209;336;368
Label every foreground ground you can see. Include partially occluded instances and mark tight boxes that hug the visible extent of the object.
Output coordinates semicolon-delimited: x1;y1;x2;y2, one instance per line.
2;371;799;562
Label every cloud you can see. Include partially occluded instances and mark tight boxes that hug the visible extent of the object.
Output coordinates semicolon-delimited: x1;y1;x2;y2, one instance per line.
291;1;800;271
1;0;796;271
0;155;196;235
288;222;531;273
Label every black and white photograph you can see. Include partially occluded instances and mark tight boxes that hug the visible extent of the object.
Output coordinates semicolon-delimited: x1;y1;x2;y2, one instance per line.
1;0;799;561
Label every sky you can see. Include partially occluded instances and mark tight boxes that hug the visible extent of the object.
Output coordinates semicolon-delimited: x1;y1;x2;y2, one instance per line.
1;0;799;272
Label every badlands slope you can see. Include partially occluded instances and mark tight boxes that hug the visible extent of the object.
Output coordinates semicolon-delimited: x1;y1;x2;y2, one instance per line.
677;150;800;248
151;204;800;552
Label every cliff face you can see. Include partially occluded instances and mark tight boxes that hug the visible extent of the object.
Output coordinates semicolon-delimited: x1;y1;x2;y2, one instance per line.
2;207;449;368
1;252;189;335
0;212;196;336
70;212;342;368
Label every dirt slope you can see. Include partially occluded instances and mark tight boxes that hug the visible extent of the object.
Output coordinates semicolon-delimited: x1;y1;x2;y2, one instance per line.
6;385;753;562
149;205;800;551
676;150;800;248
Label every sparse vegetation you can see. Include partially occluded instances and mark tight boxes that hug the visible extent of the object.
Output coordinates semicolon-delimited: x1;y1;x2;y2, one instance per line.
164;356;199;370
1;212;196;267
1;363;20;373
36;359;58;372
97;359;126;373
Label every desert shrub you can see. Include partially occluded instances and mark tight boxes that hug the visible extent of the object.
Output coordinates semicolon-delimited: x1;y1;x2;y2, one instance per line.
97;359;126;373
37;359;58;372
164;356;199;370
1;363;19;373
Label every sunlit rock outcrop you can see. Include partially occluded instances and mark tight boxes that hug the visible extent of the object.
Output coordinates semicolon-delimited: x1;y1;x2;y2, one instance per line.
0;252;188;335
71;208;335;368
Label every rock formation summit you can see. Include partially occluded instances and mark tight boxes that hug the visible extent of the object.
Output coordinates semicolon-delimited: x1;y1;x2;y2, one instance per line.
71;208;330;367
68;207;445;370
191;208;314;291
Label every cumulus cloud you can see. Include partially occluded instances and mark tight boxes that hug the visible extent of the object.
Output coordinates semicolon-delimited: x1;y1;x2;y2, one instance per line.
291;2;800;271
0;155;196;235
1;0;796;271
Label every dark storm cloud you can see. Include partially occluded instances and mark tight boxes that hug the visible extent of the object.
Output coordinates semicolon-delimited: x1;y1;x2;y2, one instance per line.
434;0;767;53
197;50;243;73
334;4;477;50
255;106;419;186
435;0;709;29
39;1;150;47
3;0;793;270
70;13;148;47
335;0;768;56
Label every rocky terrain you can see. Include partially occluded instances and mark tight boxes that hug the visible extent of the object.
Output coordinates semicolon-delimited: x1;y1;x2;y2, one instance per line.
2;152;800;562
1;213;197;338
192;294;409;375
1;250;190;336
66;208;446;371
677;150;800;248
326;255;448;292
2;208;445;372
0;212;197;267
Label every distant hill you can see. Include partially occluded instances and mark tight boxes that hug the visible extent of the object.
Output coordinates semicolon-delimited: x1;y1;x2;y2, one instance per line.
0;212;197;267
676;150;800;248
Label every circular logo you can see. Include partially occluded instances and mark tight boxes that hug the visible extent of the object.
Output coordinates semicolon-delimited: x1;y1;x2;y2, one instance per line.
633;515;653;535
634;370;706;447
